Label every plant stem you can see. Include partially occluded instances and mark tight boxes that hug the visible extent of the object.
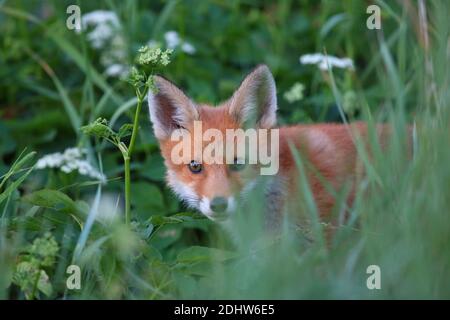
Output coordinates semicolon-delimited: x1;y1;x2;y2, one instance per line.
124;155;131;225
128;97;143;156
123;96;144;225
30;268;41;300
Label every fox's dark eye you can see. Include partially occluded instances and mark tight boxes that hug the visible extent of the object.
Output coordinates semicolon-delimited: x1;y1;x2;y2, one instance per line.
229;158;245;172
188;160;202;173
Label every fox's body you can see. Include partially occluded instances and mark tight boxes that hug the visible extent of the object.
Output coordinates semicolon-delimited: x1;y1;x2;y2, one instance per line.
148;65;394;225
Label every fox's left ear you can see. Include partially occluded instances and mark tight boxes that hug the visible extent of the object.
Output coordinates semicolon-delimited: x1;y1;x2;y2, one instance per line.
228;65;277;128
147;76;198;140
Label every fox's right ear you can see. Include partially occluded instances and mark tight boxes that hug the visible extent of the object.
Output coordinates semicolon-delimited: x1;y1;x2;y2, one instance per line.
228;65;277;129
147;76;199;140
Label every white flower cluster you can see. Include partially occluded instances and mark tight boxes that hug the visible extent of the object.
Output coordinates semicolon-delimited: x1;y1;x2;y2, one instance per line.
77;10;129;78
284;82;305;103
300;53;354;71
78;10;120;48
79;12;196;78
36;148;106;183
148;30;196;55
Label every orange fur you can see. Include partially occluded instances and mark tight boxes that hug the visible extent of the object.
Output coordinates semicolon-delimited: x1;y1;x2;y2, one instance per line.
148;65;406;224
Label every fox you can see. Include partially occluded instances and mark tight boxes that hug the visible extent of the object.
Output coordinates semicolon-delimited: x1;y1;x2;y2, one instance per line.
147;65;404;228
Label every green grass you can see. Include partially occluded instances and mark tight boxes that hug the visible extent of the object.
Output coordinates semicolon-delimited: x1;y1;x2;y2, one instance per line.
0;0;449;299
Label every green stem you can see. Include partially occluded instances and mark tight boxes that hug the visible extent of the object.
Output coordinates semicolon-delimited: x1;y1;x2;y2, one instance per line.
128;97;143;156
123;95;145;225
124;155;131;225
30;267;41;300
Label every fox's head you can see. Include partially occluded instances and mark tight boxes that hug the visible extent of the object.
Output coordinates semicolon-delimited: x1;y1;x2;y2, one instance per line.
147;65;277;220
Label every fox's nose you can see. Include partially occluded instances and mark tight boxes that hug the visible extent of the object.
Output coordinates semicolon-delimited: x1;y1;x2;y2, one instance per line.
210;197;228;213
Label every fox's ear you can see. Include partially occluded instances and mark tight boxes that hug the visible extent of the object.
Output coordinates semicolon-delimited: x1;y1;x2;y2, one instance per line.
148;76;199;140
228;65;277;128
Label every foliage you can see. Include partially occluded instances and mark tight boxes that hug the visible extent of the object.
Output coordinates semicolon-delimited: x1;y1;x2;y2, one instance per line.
0;0;449;299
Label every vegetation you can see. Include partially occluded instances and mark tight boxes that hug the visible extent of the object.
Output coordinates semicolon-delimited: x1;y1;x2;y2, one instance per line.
0;0;449;299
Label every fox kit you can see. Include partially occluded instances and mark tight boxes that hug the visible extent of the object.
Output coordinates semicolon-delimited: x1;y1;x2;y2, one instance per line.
147;65;395;227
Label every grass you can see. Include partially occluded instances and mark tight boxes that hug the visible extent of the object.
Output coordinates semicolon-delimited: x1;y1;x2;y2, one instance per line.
0;0;449;299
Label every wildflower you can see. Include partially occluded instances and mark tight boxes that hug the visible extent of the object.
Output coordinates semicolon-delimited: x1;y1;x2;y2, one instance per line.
79;10;120;49
78;10;129;78
104;63;129;78
300;53;354;71
158;30;196;55
80;10;120;29
160;48;173;66
138;46;162;65
181;42;196;54
86;23;114;49
36;147;106;183
284;82;305;103
137;46;173;67
164;31;181;49
127;66;146;88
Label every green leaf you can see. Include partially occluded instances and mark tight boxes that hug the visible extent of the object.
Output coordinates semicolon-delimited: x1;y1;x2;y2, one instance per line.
81;118;116;141
149;215;184;226
148;212;205;228
118;123;134;139
132;183;165;218
142;154;166;182
150;225;182;250
131;220;154;240
12;262;53;299
0;166;34;206
0;150;36;190
26;234;59;267
320;13;348;39
23;46;81;133
36;270;53;297
23;189;87;216
176;246;237;264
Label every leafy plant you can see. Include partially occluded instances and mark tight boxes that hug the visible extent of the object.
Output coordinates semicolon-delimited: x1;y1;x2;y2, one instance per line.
12;233;59;299
0;150;36;206
81;46;173;225
0;0;449;300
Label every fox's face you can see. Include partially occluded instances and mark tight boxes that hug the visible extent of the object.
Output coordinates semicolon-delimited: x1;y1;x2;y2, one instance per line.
148;65;277;220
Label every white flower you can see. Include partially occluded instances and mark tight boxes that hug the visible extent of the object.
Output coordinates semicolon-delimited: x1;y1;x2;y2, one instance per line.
104;63;129;78
80;10;120;31
181;42;196;54
36;148;106;183
79;11;120;49
284;82;305;103
300;53;354;71
78;10;129;78
164;31;181;49
86;23;114;49
160;30;196;55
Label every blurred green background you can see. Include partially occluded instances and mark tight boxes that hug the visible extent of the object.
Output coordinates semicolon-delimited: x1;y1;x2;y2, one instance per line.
1;0;449;299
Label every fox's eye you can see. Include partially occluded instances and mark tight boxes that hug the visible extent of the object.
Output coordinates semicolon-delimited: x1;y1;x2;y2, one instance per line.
229;158;245;172
188;160;202;174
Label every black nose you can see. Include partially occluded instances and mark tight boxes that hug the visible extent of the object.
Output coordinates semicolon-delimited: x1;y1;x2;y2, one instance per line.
210;197;228;213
